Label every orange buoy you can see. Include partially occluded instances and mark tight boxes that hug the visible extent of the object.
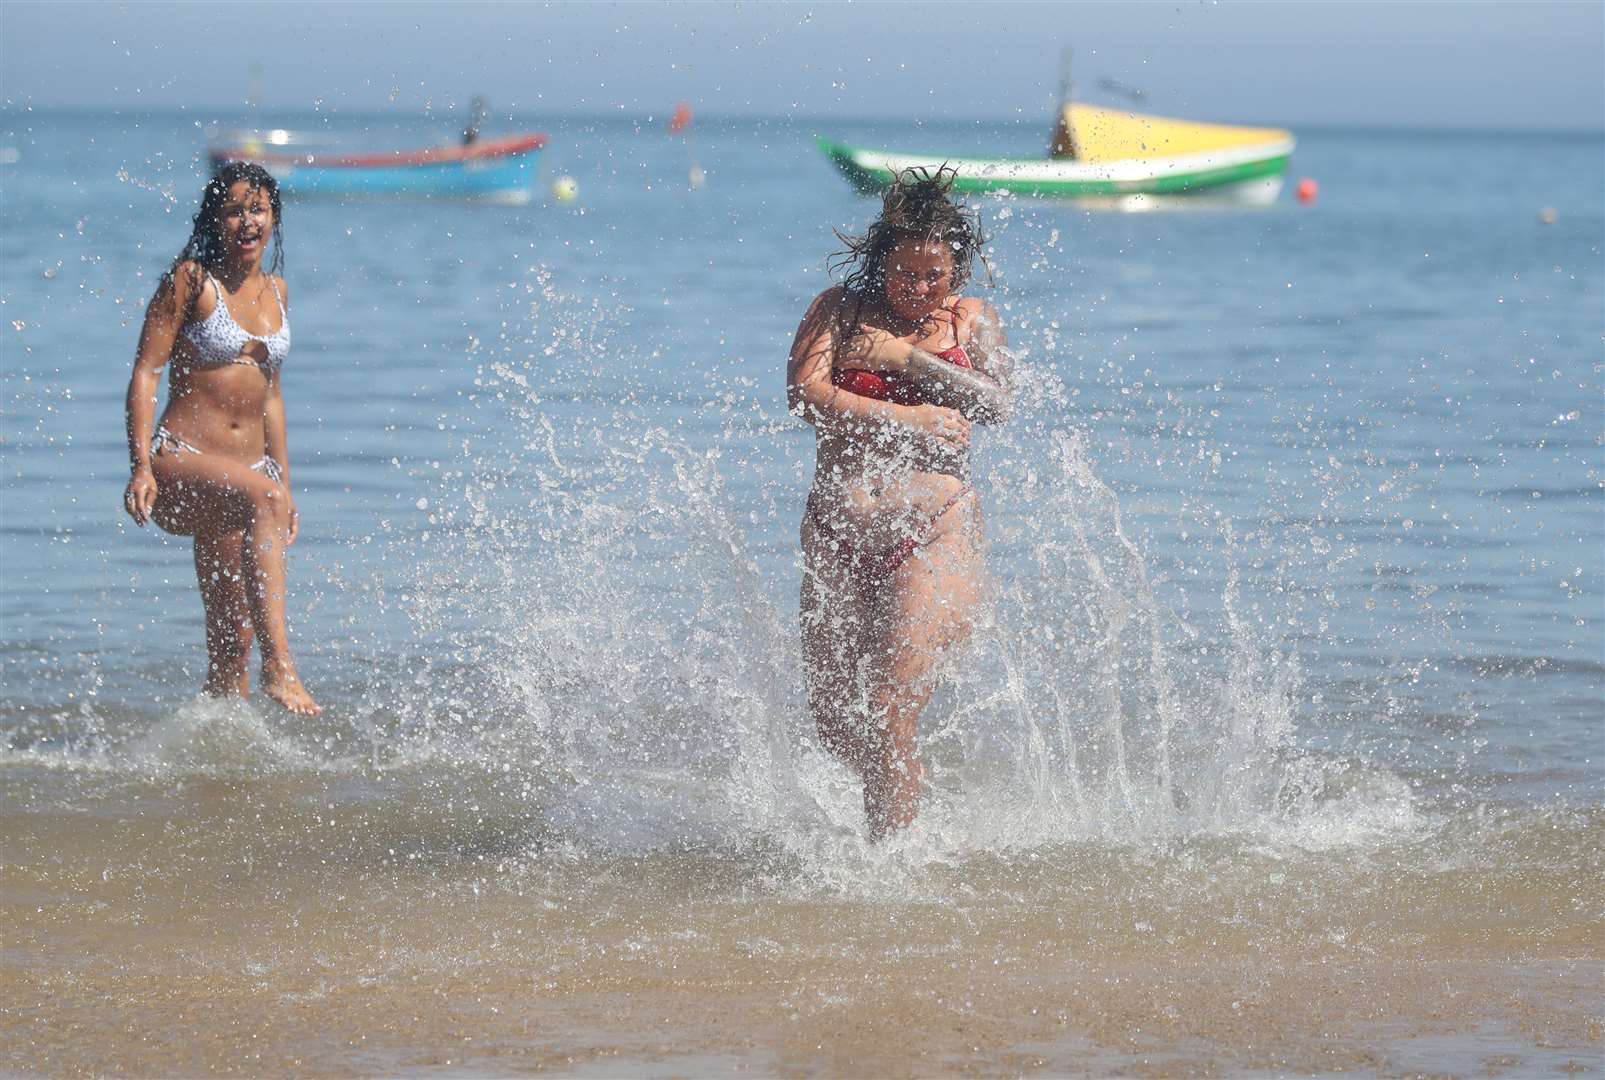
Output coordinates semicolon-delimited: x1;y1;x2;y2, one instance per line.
1296;177;1318;204
669;100;692;134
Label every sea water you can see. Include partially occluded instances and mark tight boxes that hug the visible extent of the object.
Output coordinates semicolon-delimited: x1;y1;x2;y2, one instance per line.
2;110;1600;1074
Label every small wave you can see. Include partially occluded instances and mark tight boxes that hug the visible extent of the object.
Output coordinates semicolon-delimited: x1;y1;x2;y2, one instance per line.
4;695;361;779
125;697;346;777
0;742;120;773
1444;653;1605;679
1485;485;1601;502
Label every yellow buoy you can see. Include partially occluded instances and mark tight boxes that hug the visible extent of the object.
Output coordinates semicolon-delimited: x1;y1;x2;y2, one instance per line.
552;175;578;202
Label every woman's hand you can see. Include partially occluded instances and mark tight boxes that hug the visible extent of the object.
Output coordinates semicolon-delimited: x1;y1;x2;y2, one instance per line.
905;403;971;452
124;466;158;526
285;492;300;545
842;326;913;373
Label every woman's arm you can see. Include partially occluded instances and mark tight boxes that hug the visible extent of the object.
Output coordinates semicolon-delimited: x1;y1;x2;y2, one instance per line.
947;302;1014;424
263;371;290;486
788;288;894;432
847;302;1014;424
263;278;298;542
902;346;1011;423
122;266;191;524
262;278;291;483
787;288;969;453
262;370;300;543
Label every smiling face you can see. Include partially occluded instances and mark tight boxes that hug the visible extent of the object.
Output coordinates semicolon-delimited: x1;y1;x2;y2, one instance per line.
883;237;955;322
215;179;275;268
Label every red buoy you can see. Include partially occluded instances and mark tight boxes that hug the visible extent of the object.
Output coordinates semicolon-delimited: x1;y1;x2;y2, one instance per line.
669;100;692;134
1296;177;1318;204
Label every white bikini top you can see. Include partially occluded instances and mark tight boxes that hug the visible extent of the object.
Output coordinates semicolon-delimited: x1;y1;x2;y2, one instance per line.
180;272;291;373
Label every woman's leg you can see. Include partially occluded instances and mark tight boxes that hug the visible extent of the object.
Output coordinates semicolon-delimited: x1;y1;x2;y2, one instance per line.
862;515;983;840
150;450;321;715
801;519;879;777
193;529;254;696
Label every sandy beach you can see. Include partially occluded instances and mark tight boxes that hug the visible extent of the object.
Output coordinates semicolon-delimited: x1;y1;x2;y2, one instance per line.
6;767;1600;1075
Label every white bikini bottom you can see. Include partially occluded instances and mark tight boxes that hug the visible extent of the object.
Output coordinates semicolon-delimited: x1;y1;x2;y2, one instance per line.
152;424;283;484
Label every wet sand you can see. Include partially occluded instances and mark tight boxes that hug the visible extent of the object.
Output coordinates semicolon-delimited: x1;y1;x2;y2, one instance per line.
8;948;1599;1077
4;778;1600;1077
7;906;1599;1076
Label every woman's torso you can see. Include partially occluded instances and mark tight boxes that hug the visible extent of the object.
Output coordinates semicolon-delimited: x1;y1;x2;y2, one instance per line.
809;293;981;546
159;269;289;461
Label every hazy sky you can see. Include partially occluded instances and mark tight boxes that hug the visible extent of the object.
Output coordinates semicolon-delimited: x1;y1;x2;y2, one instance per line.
3;1;1601;130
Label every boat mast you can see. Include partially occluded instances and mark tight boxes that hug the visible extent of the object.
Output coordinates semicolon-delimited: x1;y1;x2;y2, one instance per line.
1048;47;1080;159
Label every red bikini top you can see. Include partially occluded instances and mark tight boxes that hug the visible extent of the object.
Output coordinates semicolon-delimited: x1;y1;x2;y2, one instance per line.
834;345;972;406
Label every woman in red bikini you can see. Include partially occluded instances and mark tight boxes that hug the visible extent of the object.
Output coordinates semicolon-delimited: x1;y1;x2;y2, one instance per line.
787;167;1012;839
121;163;320;715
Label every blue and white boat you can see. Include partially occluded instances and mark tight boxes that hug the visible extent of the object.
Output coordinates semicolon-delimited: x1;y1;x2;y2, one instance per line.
208;129;549;204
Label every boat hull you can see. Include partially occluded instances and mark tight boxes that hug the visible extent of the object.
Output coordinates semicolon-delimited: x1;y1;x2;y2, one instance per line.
209;134;548;203
819;136;1294;203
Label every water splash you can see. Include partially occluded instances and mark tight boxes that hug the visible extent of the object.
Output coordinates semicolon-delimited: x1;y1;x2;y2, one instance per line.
1;258;1422;875
363;266;1420;871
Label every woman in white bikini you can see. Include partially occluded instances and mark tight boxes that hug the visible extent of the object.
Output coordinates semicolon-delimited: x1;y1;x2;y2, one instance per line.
122;162;320;715
788;167;1013;839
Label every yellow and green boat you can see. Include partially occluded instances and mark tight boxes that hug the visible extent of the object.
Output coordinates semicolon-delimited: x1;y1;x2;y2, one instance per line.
820;102;1295;207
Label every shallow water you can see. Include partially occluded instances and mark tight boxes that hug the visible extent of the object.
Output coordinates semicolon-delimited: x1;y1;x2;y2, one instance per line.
2;110;1601;1073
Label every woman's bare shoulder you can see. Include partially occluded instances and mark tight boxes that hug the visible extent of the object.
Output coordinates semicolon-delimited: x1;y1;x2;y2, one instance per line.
165;259;204;290
791;286;852;362
148;259;206;319
806;284;851;316
796;284;851;335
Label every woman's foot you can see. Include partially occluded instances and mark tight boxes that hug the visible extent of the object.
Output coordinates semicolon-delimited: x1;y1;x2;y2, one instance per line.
261;663;322;715
865;755;924;842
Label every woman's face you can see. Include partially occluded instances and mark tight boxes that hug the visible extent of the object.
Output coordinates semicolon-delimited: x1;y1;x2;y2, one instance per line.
883;238;954;322
216;180;275;265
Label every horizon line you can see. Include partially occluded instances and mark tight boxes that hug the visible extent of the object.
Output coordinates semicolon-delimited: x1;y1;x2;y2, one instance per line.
1;102;1601;138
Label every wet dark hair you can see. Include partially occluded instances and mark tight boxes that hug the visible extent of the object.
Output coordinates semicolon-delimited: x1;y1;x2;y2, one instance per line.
828;165;989;302
164;160;284;322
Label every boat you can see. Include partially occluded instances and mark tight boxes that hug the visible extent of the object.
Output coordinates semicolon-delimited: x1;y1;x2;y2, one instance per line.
208;128;549;204
820;101;1295;208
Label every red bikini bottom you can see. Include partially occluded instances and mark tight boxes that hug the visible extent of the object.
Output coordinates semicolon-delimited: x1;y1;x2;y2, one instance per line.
807;486;971;599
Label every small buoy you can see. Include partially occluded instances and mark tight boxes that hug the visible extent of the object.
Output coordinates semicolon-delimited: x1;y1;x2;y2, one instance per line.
1295;177;1318;204
688;164;705;189
1538;207;1557;225
551;175;578;203
669;100;693;135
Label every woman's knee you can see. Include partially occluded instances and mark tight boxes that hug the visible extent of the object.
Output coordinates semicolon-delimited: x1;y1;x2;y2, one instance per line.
878;637;942;695
870;676;925;732
206;615;254;661
247;480;290;524
239;486;291;547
